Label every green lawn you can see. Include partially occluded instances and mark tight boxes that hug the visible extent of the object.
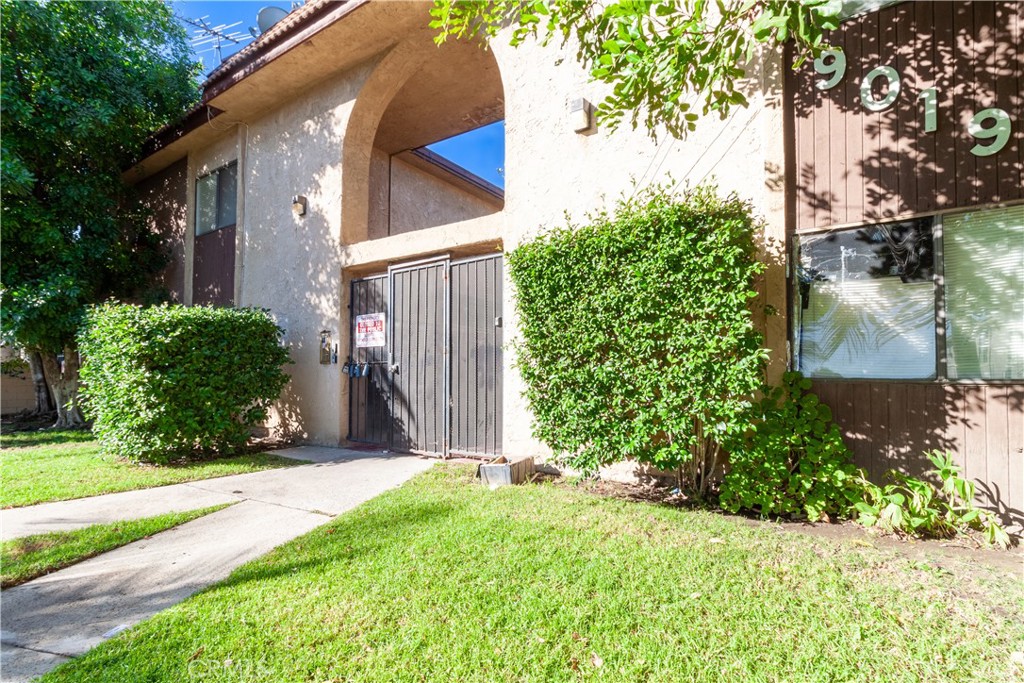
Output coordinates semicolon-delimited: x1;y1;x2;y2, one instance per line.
42;466;1023;683
0;431;300;508
1;504;231;587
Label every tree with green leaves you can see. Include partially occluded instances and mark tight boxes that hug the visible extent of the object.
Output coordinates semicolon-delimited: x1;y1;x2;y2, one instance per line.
431;0;840;138
1;0;200;426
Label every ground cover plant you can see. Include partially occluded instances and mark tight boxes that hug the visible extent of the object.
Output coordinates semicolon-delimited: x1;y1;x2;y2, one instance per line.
1;505;230;587
0;431;297;508
855;450;1011;548
42;466;1024;683
720;371;860;521
78;303;291;464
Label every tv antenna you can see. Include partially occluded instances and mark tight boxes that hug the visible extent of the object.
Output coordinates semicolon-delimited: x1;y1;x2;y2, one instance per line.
182;15;254;72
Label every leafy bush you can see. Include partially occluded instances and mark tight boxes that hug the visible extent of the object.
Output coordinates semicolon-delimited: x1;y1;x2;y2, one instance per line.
79;303;291;463
507;185;767;496
720;372;858;521
855;451;1011;548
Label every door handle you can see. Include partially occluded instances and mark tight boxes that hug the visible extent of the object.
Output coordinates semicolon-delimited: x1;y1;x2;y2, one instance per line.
389;364;400;374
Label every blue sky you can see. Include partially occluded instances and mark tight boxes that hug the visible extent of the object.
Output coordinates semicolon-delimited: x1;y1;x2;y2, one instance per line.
172;1;266;71
172;1;505;189
427;122;505;188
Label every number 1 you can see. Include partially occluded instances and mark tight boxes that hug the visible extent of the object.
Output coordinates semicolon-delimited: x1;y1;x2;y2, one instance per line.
918;87;937;133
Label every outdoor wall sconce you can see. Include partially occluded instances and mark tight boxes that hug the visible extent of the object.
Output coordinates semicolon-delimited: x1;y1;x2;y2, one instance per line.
292;195;307;217
319;329;332;365
570;97;595;135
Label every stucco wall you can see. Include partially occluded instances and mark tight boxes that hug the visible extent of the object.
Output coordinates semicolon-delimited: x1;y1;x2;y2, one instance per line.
491;37;788;459
388;156;500;235
367;147;390;240
1;348;35;415
141;20;787;455
367;148;501;239
233;60;381;445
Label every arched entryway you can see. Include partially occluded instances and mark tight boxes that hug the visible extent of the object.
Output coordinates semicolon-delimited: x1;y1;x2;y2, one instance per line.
341;33;507;458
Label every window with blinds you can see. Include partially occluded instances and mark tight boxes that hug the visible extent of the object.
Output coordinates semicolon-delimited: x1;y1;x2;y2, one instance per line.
795;219;936;379
794;206;1024;382
944;205;1024;380
195;161;237;236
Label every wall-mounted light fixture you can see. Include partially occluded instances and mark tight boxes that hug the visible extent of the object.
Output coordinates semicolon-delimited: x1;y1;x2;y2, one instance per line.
319;329;332;364
292;195;307;217
570;98;595;135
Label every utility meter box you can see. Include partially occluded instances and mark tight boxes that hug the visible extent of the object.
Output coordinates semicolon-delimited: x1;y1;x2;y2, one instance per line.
478;456;534;489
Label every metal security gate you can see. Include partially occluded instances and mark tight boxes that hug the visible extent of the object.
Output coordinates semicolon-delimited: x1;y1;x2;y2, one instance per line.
348;275;389;445
390;261;446;455
348;255;503;457
449;256;503;456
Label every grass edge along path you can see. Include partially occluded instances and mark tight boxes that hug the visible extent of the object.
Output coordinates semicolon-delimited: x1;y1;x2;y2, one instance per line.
1;504;232;588
1;430;303;508
41;465;1024;683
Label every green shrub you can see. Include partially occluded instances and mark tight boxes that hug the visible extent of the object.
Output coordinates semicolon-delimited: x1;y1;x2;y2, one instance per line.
855;451;1011;548
78;303;291;463
720;372;858;521
507;185;767;496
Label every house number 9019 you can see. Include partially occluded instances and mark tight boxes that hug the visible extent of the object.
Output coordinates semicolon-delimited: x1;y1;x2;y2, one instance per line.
813;49;1013;157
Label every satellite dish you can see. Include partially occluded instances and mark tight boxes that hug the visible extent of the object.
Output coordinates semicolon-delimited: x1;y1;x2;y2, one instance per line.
256;6;289;34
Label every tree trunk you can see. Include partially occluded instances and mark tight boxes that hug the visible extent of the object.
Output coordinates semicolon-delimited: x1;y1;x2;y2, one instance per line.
28;351;54;414
40;348;86;428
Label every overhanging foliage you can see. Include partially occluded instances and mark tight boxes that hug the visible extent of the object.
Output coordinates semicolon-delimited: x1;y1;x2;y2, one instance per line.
1;0;200;425
432;0;842;138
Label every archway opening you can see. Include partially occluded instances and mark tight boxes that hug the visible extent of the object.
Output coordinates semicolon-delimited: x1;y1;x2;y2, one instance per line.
366;37;505;240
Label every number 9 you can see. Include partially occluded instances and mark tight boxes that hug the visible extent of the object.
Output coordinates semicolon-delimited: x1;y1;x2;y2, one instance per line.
814;49;846;90
968;108;1012;157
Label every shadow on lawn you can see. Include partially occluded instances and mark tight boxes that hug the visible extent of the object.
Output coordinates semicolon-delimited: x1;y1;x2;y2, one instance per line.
204;500;459;592
0;428;94;449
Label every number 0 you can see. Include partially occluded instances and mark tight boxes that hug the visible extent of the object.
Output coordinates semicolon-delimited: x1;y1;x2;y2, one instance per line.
860;66;900;112
968;108;1012;157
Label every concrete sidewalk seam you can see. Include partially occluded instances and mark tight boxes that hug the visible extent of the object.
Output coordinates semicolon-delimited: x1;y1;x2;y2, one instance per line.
180;482;335;517
0;642;72;659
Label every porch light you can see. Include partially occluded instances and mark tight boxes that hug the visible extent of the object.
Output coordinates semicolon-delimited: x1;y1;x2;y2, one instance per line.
570;98;594;134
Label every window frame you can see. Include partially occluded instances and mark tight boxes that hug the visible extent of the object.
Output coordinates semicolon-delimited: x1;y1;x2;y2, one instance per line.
790;200;1024;385
194;160;238;237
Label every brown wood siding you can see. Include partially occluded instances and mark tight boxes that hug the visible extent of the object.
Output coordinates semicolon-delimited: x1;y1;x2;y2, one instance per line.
813;381;1024;528
137;158;188;302
192;226;236;306
788;1;1024;232
790;3;1024;528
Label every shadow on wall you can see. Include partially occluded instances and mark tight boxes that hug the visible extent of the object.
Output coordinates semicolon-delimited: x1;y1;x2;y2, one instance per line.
788;2;1024;528
137;158;189;303
788;2;1023;227
235;63;378;443
813;382;1023;530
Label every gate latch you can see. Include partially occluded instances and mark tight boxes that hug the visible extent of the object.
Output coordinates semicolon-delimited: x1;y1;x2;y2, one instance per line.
494;316;503;328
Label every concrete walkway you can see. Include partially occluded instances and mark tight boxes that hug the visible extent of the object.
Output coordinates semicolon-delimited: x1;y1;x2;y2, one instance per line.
0;447;433;682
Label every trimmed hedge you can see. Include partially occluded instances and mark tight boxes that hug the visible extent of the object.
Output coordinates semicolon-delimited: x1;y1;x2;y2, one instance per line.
507;185;767;495
79;303;291;463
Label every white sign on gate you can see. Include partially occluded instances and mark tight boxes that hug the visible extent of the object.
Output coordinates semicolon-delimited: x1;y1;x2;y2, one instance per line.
355;312;386;348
